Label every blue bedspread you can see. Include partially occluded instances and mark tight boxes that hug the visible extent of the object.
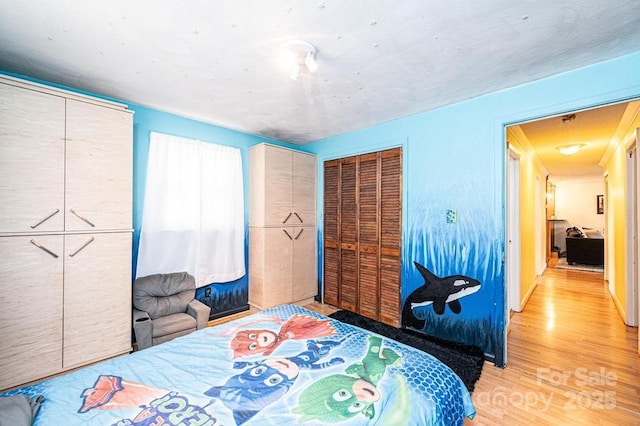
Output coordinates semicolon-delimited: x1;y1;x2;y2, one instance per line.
2;304;475;425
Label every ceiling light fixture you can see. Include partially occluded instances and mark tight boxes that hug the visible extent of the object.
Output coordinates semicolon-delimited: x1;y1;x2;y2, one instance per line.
556;144;584;155
280;40;318;80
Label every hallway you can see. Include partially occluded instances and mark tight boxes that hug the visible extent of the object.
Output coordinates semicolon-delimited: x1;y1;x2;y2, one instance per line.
470;266;640;424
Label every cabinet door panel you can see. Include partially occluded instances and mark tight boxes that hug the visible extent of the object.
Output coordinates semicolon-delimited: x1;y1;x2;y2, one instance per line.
262;228;293;306
0;83;65;233
0;236;63;389
65;100;132;231
292;226;317;302
292;152;316;225
264;146;293;226
63;232;131;368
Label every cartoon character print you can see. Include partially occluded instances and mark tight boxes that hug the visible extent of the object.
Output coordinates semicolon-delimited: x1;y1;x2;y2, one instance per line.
230;314;337;357
78;375;166;413
293;336;401;423
204;339;345;425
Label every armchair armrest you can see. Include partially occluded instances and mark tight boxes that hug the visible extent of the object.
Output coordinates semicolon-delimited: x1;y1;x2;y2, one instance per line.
187;299;211;329
133;309;153;350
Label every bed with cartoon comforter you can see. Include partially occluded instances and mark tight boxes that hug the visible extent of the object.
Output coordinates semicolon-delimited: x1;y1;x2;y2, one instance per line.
1;304;476;425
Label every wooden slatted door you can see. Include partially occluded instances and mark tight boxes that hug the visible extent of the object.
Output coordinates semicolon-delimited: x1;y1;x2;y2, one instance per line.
322;147;402;326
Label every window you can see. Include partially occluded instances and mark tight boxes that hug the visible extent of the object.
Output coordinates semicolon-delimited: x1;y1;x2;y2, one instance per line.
137;132;245;287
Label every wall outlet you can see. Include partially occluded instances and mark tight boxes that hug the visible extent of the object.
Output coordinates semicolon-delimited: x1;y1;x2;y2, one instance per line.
446;209;457;223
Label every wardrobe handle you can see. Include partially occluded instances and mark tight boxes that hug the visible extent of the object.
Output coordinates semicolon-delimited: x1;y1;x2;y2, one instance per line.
294;212;303;223
69;209;96;227
69;237;95;257
283;229;293;240
294;228;304;240
30;209;60;229
30;239;59;258
282;212;292;224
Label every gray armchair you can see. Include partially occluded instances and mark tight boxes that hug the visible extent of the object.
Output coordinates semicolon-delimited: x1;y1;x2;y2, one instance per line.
132;272;211;350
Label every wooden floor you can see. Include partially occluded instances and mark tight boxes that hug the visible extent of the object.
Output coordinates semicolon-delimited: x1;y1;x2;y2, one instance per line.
305;263;640;425
467;264;640;425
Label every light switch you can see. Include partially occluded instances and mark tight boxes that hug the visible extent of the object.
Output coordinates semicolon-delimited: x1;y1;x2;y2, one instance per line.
446;209;457;223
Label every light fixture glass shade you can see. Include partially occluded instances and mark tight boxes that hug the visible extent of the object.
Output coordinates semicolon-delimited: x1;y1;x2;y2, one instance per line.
281;40;317;80
304;51;318;73
289;63;300;81
557;144;584;155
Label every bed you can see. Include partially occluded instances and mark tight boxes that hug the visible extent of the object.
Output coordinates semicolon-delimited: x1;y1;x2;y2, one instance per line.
1;304;476;425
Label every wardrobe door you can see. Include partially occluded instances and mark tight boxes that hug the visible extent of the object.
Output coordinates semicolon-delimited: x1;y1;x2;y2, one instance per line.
292;152;316;225
63;232;132;369
291;226;317;302
339;158;358;312
65;99;132;231
379;148;402;326
0;236;63;389
263;146;293;226
323;160;340;306
0;83;65;233
358;153;380;319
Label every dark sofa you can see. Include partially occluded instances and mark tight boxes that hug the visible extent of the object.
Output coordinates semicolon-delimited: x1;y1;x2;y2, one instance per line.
565;236;604;266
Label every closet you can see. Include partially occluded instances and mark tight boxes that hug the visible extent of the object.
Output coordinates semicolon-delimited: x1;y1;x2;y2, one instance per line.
0;76;133;390
323;147;402;327
249;143;317;309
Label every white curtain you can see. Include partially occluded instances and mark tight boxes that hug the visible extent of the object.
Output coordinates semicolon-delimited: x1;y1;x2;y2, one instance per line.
137;132;245;287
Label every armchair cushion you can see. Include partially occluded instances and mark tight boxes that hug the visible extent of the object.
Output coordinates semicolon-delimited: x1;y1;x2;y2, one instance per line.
133;272;195;320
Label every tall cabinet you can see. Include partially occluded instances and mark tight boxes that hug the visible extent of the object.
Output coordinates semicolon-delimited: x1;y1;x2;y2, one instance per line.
249;143;317;310
0;76;133;390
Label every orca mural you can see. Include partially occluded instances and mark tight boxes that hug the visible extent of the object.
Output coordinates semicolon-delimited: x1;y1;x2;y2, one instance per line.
402;261;481;330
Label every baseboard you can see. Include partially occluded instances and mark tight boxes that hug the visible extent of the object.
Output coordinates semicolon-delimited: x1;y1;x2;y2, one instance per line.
519;279;538;311
609;287;628;324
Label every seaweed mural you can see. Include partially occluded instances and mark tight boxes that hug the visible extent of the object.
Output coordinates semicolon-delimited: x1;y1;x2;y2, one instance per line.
402;204;505;366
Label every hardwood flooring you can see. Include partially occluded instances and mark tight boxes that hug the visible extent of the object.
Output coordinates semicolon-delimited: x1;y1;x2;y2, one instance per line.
468;265;640;425
304;264;640;425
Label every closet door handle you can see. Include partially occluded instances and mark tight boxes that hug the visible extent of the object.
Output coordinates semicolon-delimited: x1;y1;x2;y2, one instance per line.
30;209;60;229
283;229;293;240
69;237;95;257
282;212;292;224
294;228;304;240
69;209;96;227
30;239;59;258
294;212;303;223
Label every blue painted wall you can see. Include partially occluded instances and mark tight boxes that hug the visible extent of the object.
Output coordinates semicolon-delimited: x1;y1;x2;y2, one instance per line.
4;49;640;363
127;105;295;316
304;51;640;366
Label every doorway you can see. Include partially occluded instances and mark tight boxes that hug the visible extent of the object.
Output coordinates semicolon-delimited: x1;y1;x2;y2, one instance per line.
626;142;638;327
506;146;521;323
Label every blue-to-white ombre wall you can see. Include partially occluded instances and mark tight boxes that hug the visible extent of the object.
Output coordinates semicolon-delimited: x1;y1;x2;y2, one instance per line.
303;51;640;366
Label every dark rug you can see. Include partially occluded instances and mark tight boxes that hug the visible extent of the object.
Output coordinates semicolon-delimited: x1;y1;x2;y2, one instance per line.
328;310;484;392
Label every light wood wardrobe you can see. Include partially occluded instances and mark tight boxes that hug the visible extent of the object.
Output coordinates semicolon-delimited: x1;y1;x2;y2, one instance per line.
0;76;133;390
249;143;317;310
323;147;402;326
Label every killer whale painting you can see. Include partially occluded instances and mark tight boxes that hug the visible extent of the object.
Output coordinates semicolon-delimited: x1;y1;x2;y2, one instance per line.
402;261;481;330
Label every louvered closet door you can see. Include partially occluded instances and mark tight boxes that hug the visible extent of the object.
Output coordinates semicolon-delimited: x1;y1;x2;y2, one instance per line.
323;148;402;326
323;160;340;306
379;148;402;326
339;158;358;312
358;153;379;319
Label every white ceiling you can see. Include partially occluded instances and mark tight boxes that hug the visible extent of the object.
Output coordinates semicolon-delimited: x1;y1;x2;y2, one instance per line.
1;0;640;145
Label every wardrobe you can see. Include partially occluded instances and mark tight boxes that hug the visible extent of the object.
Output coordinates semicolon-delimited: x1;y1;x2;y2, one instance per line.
248;143;317;310
0;76;133;390
323;147;402;326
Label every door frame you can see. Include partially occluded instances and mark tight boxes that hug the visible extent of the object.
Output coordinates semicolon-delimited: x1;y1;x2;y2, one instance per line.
506;145;522;317
626;141;639;327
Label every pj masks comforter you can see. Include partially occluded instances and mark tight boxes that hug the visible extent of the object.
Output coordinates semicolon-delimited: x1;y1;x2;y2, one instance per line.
2;304;475;425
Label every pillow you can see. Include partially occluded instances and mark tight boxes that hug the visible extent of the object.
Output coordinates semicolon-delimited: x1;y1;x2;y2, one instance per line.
583;228;604;239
